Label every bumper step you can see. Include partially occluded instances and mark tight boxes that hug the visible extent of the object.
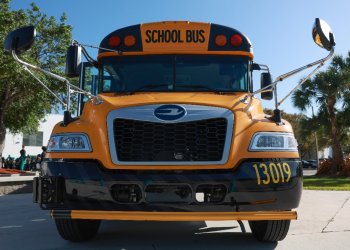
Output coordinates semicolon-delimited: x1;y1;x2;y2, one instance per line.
51;210;297;221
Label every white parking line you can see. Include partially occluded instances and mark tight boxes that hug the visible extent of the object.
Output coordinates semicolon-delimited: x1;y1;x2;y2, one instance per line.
0;225;23;229
31;219;46;222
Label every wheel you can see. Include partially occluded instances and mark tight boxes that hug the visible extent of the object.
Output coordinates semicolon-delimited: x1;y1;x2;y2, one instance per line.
54;218;101;242
249;220;290;242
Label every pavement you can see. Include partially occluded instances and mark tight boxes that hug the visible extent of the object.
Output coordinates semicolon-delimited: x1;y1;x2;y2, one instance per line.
0;189;349;249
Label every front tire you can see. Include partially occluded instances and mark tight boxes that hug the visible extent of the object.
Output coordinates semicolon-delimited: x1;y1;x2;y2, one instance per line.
55;218;101;242
249;220;290;242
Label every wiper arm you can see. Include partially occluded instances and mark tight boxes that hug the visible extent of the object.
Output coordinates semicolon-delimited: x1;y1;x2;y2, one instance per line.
125;84;170;94
124;84;223;95
176;84;222;93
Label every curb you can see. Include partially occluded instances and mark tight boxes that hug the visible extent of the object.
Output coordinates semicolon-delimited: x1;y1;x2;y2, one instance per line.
0;172;38;196
0;171;37;179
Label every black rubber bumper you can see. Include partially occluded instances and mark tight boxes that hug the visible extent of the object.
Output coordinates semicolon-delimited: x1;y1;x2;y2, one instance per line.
34;159;302;212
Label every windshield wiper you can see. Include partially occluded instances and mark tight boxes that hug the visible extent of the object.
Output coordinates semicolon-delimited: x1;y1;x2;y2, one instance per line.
124;84;223;95
175;84;223;93
125;84;171;94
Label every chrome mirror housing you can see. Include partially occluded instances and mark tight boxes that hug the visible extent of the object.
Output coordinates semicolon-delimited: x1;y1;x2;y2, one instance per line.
312;18;335;51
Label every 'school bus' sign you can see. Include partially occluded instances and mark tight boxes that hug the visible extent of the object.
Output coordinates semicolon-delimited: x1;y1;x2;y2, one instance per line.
141;22;210;51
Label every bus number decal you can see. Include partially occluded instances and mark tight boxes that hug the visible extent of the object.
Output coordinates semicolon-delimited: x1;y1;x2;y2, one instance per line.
252;162;292;185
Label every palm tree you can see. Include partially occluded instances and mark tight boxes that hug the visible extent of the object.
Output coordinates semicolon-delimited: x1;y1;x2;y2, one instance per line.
292;53;350;174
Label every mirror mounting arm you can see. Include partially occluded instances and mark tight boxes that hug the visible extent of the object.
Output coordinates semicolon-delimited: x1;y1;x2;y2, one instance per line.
12;51;68;108
251;63;270;72
74;40;123;55
11;50;96;100
72;40;98;68
274;47;334;83
21;65;67;108
277;54;330;106
272;48;334;125
11;50;99;126
240;47;334;105
275;47;334;108
12;51;67;83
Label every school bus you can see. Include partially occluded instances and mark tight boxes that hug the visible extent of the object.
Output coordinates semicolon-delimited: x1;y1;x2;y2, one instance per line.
4;19;335;242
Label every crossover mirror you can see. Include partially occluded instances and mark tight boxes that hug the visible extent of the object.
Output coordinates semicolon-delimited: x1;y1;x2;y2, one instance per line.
312;18;335;51
4;26;36;55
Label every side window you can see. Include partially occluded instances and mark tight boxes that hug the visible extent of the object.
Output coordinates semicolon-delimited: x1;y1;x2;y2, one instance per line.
102;69;112;92
102;65;124;92
222;64;248;91
233;64;248;90
79;63;98;115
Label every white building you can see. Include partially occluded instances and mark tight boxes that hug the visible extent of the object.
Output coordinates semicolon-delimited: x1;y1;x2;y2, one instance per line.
2;114;63;158
319;147;332;159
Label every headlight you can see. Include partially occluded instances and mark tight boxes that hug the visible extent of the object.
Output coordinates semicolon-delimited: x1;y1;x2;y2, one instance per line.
249;132;298;152
47;133;92;152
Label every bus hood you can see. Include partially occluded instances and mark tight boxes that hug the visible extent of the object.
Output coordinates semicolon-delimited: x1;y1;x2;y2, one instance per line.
97;92;262;114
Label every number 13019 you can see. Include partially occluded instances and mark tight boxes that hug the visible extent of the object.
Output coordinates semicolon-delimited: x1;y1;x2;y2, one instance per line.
252;162;292;185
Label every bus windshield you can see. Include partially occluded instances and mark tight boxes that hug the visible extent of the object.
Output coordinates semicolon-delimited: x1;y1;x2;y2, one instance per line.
100;55;249;93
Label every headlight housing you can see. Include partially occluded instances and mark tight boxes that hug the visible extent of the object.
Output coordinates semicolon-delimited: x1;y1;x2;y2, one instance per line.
47;133;92;152
249;132;298;152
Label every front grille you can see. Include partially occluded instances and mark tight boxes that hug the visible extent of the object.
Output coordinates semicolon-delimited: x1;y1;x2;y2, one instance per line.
114;118;227;162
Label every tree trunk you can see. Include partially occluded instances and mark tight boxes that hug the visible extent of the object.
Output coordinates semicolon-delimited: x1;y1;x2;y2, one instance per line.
0;114;6;157
0;93;8;157
0;91;9;157
327;99;344;174
0;124;5;157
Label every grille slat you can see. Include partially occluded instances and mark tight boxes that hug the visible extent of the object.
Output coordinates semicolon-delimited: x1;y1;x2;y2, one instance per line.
114;118;227;162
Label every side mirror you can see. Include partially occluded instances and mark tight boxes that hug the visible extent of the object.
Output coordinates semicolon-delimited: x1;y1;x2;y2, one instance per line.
65;45;82;77
312;18;335;51
261;72;273;100
4;26;36;54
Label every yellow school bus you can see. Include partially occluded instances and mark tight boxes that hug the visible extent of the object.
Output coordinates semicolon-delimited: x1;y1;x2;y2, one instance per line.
5;19;335;242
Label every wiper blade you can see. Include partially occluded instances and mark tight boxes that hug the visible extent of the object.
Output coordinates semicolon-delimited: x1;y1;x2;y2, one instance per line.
176;84;222;93
124;84;223;95
125;84;170;94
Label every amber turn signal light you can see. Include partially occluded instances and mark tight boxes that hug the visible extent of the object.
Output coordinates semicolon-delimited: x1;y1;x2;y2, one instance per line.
124;35;136;47
215;34;227;47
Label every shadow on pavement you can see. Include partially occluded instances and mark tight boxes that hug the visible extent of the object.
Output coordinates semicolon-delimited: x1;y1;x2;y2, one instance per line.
69;220;278;250
0;181;33;196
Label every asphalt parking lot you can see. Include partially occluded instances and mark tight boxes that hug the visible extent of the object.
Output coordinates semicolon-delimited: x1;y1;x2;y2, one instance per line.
0;189;349;250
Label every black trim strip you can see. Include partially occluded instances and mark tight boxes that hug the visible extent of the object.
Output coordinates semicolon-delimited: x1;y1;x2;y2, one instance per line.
51;210;72;219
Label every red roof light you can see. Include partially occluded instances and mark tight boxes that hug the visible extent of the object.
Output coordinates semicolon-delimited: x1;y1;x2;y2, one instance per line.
109;36;121;47
230;34;242;47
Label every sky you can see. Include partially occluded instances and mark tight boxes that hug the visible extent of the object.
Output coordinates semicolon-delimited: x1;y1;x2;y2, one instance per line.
10;0;350;115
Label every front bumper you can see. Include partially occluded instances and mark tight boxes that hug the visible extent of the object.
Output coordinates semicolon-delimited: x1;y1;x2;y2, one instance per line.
51;210;297;221
34;159;302;217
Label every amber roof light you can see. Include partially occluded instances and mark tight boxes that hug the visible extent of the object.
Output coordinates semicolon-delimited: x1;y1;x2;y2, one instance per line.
124;35;136;47
215;34;227;47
